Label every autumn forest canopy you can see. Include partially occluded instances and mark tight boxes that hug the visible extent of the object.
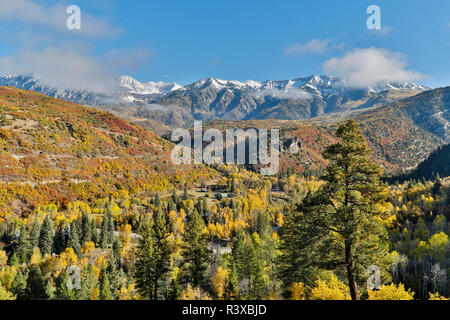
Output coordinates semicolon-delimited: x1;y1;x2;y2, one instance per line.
0;87;449;302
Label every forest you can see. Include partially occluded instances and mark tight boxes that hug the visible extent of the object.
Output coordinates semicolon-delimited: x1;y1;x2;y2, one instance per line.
0;119;449;301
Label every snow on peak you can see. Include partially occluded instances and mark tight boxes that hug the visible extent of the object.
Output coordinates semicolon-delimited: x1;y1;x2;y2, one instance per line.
117;75;182;95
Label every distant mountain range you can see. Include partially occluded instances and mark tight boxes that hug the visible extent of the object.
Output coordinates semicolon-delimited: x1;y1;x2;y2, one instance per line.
0;74;429;128
0;74;182;106
1;74;449;175
202;86;450;173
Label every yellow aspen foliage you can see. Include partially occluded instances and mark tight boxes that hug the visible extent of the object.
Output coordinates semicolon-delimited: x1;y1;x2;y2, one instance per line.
0;266;17;289
212;266;228;299
367;283;414;300
30;247;43;265
309;274;351;300
59;248;78;268
290;282;306;300
429;292;449;300
118;224;132;251
0;250;7;267
81;241;96;257
267;289;279;300
116;284;141;300
0;284;15;300
180;284;212;300
428;232;449;260
91;287;100;300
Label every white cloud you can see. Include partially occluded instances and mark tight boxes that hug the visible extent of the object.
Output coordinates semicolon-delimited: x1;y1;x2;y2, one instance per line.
0;46;155;93
285;39;342;57
0;0;121;38
0;47;113;93
322;48;424;88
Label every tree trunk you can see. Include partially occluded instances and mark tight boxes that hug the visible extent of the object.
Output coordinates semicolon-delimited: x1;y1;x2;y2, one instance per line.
345;242;359;300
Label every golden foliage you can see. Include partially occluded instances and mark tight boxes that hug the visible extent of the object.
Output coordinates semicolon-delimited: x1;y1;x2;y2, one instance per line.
367;283;414;300
180;284;212;300
309;274;351;300
290;282;306;300
212;266;228;299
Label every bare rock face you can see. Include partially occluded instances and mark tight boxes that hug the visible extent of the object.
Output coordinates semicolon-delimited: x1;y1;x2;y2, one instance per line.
282;136;302;154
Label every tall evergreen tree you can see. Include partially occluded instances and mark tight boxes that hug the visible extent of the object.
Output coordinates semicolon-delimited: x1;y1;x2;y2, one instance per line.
107;237;122;293
38;214;54;256
78;263;97;300
11;270;27;300
134;222;155;299
155;192;161;208
81;212;92;244
134;211;172;300
182;210;211;288
99;267;113;300
25;265;50;300
16;226;31;263
91;220;99;245
54;269;76;300
183;183;189;200
150;210;172;299
279;120;389;300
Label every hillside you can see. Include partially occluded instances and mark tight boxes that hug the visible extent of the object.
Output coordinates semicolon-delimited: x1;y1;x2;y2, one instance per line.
155;75;427;126
387;143;450;182
0;86;213;214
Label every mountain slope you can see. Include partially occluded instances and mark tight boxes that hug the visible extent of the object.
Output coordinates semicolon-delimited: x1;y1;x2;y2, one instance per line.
0;74;182;106
202;87;450;174
0;86;213;213
156;75;428;125
1;74;428;133
388;144;450;182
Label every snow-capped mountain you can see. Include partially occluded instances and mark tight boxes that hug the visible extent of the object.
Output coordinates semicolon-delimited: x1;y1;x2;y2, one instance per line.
116;75;182;96
156;75;429;123
0;74;429;128
0;74;182;106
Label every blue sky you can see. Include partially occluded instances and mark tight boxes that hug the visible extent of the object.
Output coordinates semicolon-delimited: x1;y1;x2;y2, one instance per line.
0;0;449;90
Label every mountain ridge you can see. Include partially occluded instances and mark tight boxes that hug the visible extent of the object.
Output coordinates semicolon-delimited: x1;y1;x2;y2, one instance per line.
0;74;429;127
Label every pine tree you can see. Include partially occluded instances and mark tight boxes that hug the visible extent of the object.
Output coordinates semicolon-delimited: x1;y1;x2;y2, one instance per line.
69;226;81;257
134;222;155;299
38;214;54;256
25;265;50;300
232;231;265;298
11;270;27;300
134;211;172;300
54;269;76;300
100;213;109;249
81;212;92;244
279;120;389;300
223;263;239;300
30;220;41;249
167;277;182;300
155;192;161;208
172;189;179;205
183;183;189;200
182;209;211;288
151;210;172;299
16;226;31;263
53;227;67;255
91;220;99;245
78;263;97;300
108;212;115;244
99;267;113;300
107;237;122;293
